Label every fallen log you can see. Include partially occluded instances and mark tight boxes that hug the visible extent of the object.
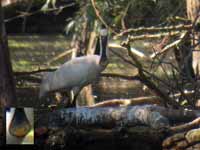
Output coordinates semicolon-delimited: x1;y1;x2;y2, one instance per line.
49;105;199;130
49;105;170;129
146;107;199;123
35;105;200;148
43;126;165;149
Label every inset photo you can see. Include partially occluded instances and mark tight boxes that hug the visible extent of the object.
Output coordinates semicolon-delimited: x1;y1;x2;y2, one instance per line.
6;107;34;145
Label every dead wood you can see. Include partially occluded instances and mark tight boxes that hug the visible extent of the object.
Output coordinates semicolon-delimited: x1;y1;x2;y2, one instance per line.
43;126;165;148
48;105;199;129
163;117;200;150
89;96;162;107
162;127;200;150
115;24;192;38
170;117;200;133
49;105;170;129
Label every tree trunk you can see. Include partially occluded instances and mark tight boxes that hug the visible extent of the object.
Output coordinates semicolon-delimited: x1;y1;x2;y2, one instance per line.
186;0;200;74
0;2;17;107
174;33;195;81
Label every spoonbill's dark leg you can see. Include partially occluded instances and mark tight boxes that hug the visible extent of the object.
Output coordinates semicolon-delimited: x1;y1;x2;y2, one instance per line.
69;87;84;107
71;92;79;107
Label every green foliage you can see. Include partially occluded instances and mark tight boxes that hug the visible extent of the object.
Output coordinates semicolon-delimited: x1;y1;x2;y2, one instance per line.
65;0;186;35
155;0;186;23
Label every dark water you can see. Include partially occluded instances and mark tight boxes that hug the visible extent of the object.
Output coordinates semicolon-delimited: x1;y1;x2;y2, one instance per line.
16;77;152;108
93;77;151;102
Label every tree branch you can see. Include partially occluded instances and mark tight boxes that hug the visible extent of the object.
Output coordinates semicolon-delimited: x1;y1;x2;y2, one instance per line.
115;24;192;38
4;2;76;22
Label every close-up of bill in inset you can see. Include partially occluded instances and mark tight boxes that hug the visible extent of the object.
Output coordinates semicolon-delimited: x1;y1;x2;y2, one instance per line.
6;108;34;145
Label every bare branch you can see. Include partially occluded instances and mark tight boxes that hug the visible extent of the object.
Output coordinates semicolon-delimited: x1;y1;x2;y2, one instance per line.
115;24;192;38
90;96;162;107
150;31;188;58
46;49;74;65
170;117;200;133
4;2;76;22
126;31;181;42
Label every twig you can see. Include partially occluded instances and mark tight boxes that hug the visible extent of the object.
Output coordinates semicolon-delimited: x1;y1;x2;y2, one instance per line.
14;68;58;76
120;1;131;29
46;48;74;65
127;31;181;42
89;96;162;107
110;49;172;88
4;2;76;22
124;44;179;107
21;0;33;33
150;31;188;58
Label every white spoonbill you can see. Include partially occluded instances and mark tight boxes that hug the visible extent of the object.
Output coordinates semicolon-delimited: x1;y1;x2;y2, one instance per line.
39;26;109;106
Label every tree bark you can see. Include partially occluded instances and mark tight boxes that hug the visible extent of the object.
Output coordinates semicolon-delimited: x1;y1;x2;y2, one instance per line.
43;126;165;149
47;104;199;130
49;105;170;129
174;32;195;80
186;0;200;75
0;2;17;107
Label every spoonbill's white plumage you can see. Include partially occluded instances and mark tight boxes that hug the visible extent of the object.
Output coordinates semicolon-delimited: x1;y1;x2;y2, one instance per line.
39;26;109;106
